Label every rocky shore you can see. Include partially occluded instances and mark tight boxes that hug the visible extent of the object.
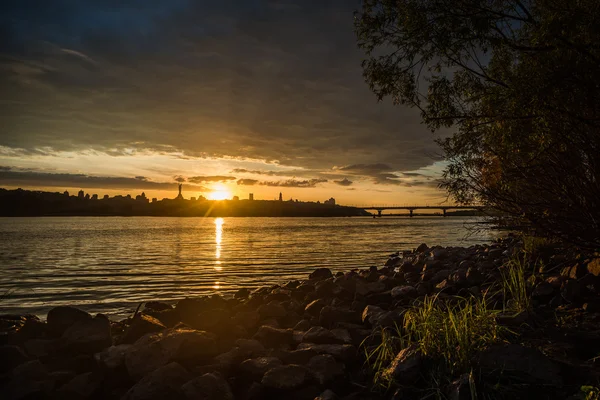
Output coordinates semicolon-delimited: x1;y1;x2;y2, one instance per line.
2;235;600;399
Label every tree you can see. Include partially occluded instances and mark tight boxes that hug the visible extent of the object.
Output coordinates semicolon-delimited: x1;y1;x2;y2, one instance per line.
355;0;600;250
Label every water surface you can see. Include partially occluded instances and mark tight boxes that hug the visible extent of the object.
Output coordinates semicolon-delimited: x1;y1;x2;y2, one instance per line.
0;216;495;318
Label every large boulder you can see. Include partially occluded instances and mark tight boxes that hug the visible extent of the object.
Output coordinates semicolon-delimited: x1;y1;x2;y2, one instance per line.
309;268;333;281
252;326;294;349
0;345;29;373
307;354;344;385
96;344;132;370
120;314;166;344
62;314;112;353
181;373;234;400
122;362;190;400
302;326;344;345
473;344;562;385
382;344;423;384
296;343;356;362
58;371;105;399
261;365;308;390
124;328;217;380
47;306;92;336
239;357;283;381
319;306;361;328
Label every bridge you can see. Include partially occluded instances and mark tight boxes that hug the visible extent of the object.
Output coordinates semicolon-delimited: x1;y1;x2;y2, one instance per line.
358;205;485;217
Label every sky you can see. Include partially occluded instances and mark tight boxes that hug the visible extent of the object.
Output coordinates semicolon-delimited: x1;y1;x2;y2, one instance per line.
0;0;448;205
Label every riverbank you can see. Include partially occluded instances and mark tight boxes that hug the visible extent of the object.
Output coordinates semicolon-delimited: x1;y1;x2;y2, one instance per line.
2;235;600;399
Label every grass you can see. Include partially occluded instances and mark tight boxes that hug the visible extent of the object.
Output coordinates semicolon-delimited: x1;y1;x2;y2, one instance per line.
500;254;532;313
362;295;508;398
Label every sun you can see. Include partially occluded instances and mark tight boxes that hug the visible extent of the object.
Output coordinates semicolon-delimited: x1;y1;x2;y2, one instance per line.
207;184;231;200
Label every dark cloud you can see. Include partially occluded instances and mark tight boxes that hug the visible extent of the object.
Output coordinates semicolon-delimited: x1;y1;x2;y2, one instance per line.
334;178;353;186
0;168;208;191
135;176;148;181
336;164;393;173
0;0;442;173
174;176;186;183
188;175;236;183
237;178;259;186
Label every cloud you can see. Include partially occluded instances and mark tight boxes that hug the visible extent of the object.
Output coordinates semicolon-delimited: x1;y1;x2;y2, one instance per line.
188;175;236;183
260;179;327;188
336;164;393;173
174;176;186;183
334;178;353;186
0;0;443;174
0;168;208;191
237;178;259;186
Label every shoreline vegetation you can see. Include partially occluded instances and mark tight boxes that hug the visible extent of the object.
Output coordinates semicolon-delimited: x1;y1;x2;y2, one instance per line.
2;235;600;399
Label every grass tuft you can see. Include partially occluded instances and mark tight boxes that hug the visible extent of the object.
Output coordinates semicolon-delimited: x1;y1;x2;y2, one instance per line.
500;254;533;313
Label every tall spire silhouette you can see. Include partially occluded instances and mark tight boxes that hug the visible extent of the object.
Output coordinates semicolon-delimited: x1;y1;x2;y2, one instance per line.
176;183;184;200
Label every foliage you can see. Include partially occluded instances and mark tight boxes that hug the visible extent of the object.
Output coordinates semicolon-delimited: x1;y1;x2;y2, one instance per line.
355;0;600;251
500;254;532;313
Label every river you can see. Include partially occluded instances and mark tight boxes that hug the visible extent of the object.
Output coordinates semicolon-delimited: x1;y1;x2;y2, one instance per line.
0;216;496;318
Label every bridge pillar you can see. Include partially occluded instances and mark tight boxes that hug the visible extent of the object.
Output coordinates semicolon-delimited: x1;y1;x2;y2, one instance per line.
409;209;413;218
377;210;382;217
443;208;447;217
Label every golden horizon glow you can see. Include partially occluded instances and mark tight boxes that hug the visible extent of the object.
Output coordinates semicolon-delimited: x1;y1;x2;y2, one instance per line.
207;183;232;200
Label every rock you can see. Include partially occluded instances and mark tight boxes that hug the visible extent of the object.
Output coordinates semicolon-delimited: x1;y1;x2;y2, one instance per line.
235;339;266;358
277;348;319;365
23;338;60;358
122;362;190;400
234;288;251;299
466;267;484;286
586;258;600;276
0;345;29;373
96;344;132;370
562;280;584;303
430;269;451;285
253;325;294;348
258;302;287;319
47;306;92;336
330;328;352;344
315;389;338;400
391;285;417;299
125;328;217;380
474;344;562;384
416;243;429;253
309;268;333;281
296;343;356;362
399;261;420;274
181;372;234;400
302;326;343;344
145;309;181;328
233;310;260;330
307;354;344;385
3;360;53;400
382;344;423;384
62;314;112;353
423;260;443;271
319;306;361;327
533;282;555;297
58;371;104;399
293;319;312;331
446;373;473;400
121;314;167;344
261;365;308;390
430;248;449;260
305;300;326;317
239;357;283;381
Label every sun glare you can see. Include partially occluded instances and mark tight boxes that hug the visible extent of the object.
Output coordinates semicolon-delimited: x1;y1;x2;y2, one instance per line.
207;184;231;200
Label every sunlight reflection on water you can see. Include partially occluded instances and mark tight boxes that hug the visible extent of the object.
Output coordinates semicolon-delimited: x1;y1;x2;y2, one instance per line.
0;216;497;318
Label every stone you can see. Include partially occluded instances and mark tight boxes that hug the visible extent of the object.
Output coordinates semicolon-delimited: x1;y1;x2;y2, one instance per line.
233;310;260;330
474;344;562;384
239;357;283;381
382;344;423;384
181;372;234;400
391;285;417;299
319;306;361;327
121;314;167;344
293;319;312;331
125;328;217;380
277;348;319;365
235;339;266;358
0;345;29;373
416;243;429;253
399;261;420;274
145;302;173;312
58;371;104;399
315;280;336;298
466;267;484;286
296;343;356;362
62;314;112;353
423;260;443;271
234;288;251;299
533;282;555;297
47;306;92;336
307;354;344;385
302;326;341;344
430;248;449;260
330;328;353;344
258;302;287;319
23;338;59;358
261;365;308;390
95;344;132;370
122;362;190;400
3;360;53;400
309;268;333;281
586;258;600;277
315;389;338;400
253;325;294;348
430;269;451;285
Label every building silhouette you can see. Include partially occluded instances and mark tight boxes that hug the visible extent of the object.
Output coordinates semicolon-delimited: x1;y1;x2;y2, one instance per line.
249;193;254;201
324;197;336;205
91;194;98;200
78;190;84;199
176;184;184;200
279;192;283;201
63;190;69;196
